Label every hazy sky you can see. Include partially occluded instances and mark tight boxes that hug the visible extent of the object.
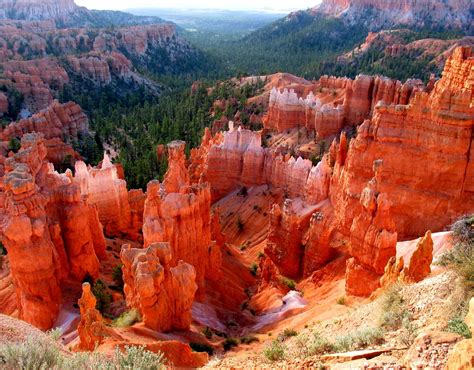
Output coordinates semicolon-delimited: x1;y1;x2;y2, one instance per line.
75;0;320;12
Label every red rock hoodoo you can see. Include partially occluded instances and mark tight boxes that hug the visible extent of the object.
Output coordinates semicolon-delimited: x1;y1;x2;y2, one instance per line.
120;243;197;332
0;133;105;329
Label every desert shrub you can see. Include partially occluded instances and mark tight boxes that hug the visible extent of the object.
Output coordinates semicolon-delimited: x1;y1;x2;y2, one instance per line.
202;326;213;339
263;340;286;361
352;327;385;348
378;284;405;330
92;279;112;314
280;276;297;290
112;264;124;292
8;137;20;153
439;215;474;291
258;251;265;259
114;345;165;369
0;242;6;270
308;333;337;355
223;337;239;351
249;263;258;277
240;335;259;345
400;312;418;347
336;296;346;305
0;340;165;369
278;328;298;341
47;328;62;341
189;342;214;356
112;309;141;328
0;338;62;369
447;317;472;339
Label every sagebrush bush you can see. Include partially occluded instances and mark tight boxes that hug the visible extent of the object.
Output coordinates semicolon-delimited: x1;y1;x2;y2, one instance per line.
447;317;472;339
112;309;141;328
0;340;165;369
439;215;474;291
278;328;298;341
263;340;286;361
240;335;259;344
378;284;405;330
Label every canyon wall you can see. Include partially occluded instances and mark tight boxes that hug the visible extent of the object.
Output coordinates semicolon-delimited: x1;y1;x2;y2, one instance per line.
330;46;474;295
313;0;473;30
0;101;88;164
0;133;105;329
143;141;220;296
196;47;473;294
264;75;423;139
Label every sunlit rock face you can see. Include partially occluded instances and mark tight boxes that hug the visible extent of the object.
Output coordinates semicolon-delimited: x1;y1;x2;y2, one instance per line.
143;141;220;297
74;153;134;239
329;47;474;296
0;133;105;329
264;75;422;139
120;243;197;332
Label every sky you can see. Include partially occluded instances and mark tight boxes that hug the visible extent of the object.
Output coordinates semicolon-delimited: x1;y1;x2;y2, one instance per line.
75;0;320;13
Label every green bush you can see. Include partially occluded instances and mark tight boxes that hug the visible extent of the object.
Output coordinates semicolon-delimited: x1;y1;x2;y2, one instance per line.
336;296;346;305
378;284;405;330
278;328;298;341
112;264;124;292
280;277;297;290
439;215;474;291
189;342;214;356
447;317;472;339
112;309;141;328
309;333;337;355
223;337;239;351
0;340;165;369
202;326;213;339
249;263;258;277
263;340;286;361
92;279;112;314
240;335;259;345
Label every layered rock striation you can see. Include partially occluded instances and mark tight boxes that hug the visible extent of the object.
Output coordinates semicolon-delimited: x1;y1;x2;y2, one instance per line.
120;243;197;332
143;141;221;296
264;75;423;139
74;153;141;239
0;133;105;329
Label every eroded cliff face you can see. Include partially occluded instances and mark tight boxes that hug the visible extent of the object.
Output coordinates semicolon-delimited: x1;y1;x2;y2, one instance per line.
264;75;423;139
143;141;221;296
74;153;139;239
0;101;88;164
121;243;197;332
192;46;473;297
313;0;473;30
0;133;105;329
329;46;474;296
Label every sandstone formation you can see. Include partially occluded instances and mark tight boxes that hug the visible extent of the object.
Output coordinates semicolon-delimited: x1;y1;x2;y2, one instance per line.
0;0;78;23
193;47;473;296
264;75;423;139
77;282;106;351
143;141;220;295
312;0;473;30
0;101;88;164
0;133;105;329
400;231;433;283
446;298;474;370
120;243;197;332
75;153;139;239
329;46;474;295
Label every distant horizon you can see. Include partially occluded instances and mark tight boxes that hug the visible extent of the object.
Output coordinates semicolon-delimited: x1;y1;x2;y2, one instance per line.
75;0;321;13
